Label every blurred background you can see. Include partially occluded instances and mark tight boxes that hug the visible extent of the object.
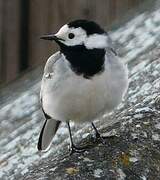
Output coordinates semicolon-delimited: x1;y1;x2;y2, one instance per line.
0;0;152;86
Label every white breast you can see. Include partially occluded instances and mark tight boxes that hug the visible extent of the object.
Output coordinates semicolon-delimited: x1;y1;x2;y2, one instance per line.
41;51;128;123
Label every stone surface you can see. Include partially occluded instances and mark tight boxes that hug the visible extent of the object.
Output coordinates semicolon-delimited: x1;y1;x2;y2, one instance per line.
22;47;160;180
0;1;160;180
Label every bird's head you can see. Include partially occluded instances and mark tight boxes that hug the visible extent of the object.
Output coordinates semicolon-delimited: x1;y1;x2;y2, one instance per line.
40;19;108;50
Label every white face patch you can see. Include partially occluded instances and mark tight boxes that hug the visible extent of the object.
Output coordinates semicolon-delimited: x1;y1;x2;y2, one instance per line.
84;34;108;49
55;24;108;49
55;24;87;46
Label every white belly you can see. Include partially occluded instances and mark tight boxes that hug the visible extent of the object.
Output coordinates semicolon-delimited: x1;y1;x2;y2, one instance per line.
42;62;128;123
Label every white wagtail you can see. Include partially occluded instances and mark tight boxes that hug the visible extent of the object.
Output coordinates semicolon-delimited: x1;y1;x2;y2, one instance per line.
38;19;128;154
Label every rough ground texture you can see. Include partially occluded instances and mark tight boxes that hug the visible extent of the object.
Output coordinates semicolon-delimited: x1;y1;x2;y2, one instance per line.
23;47;160;180
0;1;160;180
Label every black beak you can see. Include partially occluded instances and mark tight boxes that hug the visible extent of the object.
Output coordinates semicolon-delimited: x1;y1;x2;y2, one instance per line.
40;34;58;41
40;34;65;44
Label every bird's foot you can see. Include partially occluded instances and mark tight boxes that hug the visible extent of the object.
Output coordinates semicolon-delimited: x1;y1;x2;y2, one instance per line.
69;144;87;155
94;132;116;145
94;132;106;145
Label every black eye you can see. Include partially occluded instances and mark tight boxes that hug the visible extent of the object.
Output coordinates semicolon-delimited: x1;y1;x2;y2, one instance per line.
68;33;75;39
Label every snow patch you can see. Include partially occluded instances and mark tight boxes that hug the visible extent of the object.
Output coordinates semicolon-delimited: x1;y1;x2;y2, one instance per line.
141;175;147;180
83;157;94;162
134;114;144;119
129;157;138;163
117;168;126;180
94;168;103;178
155;123;160;129
152;133;160;141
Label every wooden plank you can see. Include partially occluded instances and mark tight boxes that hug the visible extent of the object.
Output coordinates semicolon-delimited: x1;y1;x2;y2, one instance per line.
2;0;21;83
28;0;143;70
0;0;146;85
28;0;56;68
0;0;3;84
19;1;30;71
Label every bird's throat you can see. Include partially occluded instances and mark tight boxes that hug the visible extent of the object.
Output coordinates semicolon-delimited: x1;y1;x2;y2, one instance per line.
60;45;105;78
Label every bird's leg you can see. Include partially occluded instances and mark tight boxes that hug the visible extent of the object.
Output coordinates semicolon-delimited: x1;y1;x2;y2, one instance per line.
67;122;86;155
91;122;106;145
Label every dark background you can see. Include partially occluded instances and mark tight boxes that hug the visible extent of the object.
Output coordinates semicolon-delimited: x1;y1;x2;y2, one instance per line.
0;0;146;85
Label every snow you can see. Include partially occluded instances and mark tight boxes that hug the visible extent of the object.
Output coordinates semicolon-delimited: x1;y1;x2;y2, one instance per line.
134;114;144;119
129;157;138;163
83;157;94;162
141;176;147;180
155;123;160;129
94;168;103;178
111;9;160;63
152;133;160;141
117;168;126;180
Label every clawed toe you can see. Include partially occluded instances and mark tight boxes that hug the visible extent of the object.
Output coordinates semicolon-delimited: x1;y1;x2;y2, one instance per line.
69;144;87;155
96;135;106;145
94;133;116;145
92;122;117;145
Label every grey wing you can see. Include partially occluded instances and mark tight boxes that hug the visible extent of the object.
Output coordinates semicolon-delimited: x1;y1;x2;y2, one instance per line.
38;51;62;151
40;51;64;100
43;51;62;74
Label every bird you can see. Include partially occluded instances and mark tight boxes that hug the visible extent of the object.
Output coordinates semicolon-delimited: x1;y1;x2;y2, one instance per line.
38;19;128;154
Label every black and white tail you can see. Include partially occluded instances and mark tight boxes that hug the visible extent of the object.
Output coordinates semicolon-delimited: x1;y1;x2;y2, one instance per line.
37;119;61;151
